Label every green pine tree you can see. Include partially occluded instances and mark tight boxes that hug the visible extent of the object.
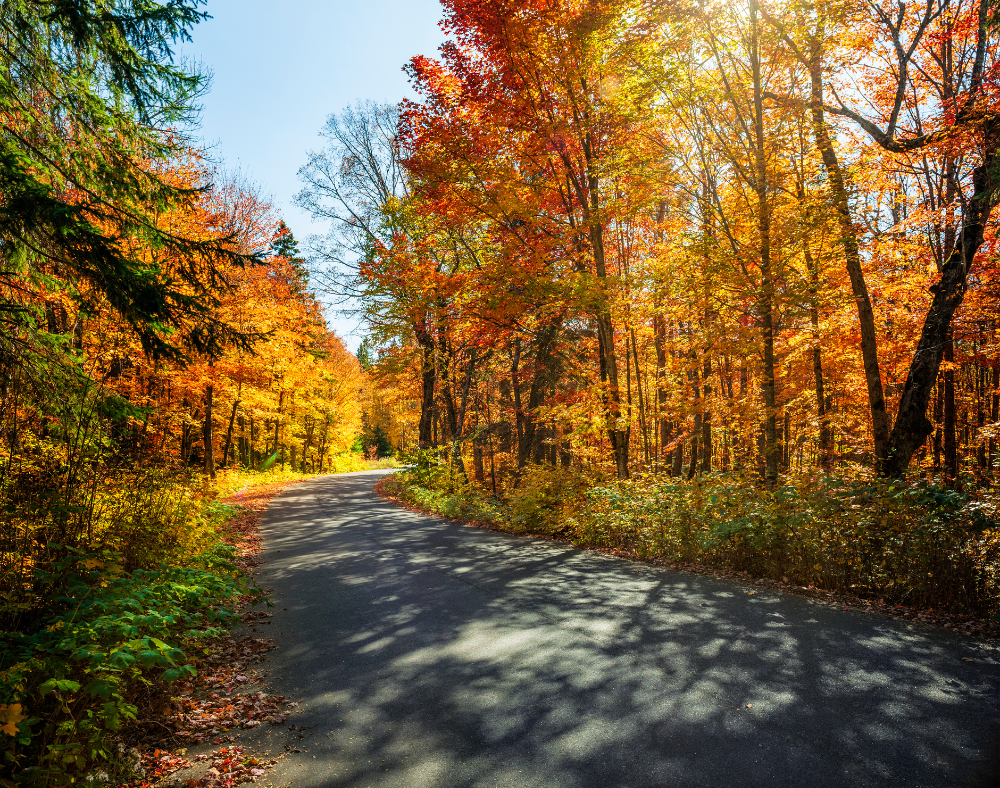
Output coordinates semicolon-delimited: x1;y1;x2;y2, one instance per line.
269;221;311;292
0;0;260;362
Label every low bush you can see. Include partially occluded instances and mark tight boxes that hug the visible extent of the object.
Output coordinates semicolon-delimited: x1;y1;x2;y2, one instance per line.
507;466;588;536
575;473;1000;613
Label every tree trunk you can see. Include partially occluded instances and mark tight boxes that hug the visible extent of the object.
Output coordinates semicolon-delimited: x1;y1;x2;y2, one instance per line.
511;339;524;468
272;390;284;462
631;327;651;466
688;354;701;479
809;46;890;464
977;364;987;475
943;335;958;482
582;132;629;479
702;352;712;473
473;431;486;483
415;322;436;447
751;0;779;486
203;384;216;480
653;314;669;469
517;326;559;470
484;387;499;496
222;384;241;468
302;418;315;474
798;181;832;468
318;422;329;473
883;129;999;477
450;350;477;477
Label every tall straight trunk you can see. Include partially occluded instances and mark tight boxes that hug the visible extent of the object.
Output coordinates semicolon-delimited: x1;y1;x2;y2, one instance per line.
688;416;700;480
203;383;216;480
594;293;629;477
702;352;712;473
180;398;192;462
977;364;987;474
783;410;792;469
236;417;245;465
302;418;315;474
222;382;241;468
557;113;628;479
582;131;629;479
318;422;329;473
451;350;477;477
273;390;284;460
808;45;890;464
485;387;498;496
990;365;999;475
518;326;559;469
631;327;650;466
883;122;1000;476
933;380;944;470
699;175;713;475
751;0;779;486
944;335;958;482
737;361;749;468
652;202;670;473
721;356;734;472
798;181;832;467
688;356;701;479
442;343;459;444
511;339;524;466
473;429;486;484
653;315;669;469
415;322;436;447
560;425;573;467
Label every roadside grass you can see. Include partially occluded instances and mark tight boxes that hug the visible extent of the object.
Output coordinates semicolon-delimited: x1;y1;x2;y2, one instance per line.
377;456;1000;637
0;457;391;786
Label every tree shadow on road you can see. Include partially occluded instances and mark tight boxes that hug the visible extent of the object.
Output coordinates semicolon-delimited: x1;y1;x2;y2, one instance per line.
250;471;999;788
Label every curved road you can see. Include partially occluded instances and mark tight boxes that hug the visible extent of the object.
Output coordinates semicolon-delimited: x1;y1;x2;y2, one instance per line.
246;470;998;788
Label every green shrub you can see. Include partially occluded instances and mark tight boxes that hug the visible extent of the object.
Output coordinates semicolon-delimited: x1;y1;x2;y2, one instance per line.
576;473;1000;613
0;546;252;785
507;465;587;535
386;462;1000;616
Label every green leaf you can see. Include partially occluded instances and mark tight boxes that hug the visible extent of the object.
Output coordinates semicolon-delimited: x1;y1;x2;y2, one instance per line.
38;679;81;696
82;679;118;700
137;650;164;668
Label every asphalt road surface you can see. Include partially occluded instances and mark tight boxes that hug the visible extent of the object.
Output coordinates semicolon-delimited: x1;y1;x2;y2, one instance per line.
246;469;999;788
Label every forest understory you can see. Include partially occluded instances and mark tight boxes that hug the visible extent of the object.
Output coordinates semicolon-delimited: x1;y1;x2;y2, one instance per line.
0;464;397;788
376;461;1000;641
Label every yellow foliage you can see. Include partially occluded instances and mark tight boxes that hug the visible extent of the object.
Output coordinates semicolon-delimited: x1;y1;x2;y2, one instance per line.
0;703;25;736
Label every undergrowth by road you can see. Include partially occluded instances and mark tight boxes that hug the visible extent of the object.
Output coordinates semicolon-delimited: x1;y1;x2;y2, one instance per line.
375;471;1000;641
118;474;309;788
1;471;306;787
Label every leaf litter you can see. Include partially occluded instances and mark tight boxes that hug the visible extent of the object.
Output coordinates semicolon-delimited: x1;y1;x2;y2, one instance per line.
119;477;305;787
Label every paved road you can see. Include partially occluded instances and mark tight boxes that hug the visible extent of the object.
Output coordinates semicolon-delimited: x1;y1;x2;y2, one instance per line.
247;470;999;788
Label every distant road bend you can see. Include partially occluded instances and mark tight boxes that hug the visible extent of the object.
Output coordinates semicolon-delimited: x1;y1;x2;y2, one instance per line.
243;469;998;788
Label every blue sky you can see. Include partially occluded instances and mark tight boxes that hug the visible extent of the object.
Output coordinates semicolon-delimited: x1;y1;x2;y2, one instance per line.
179;0;445;347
